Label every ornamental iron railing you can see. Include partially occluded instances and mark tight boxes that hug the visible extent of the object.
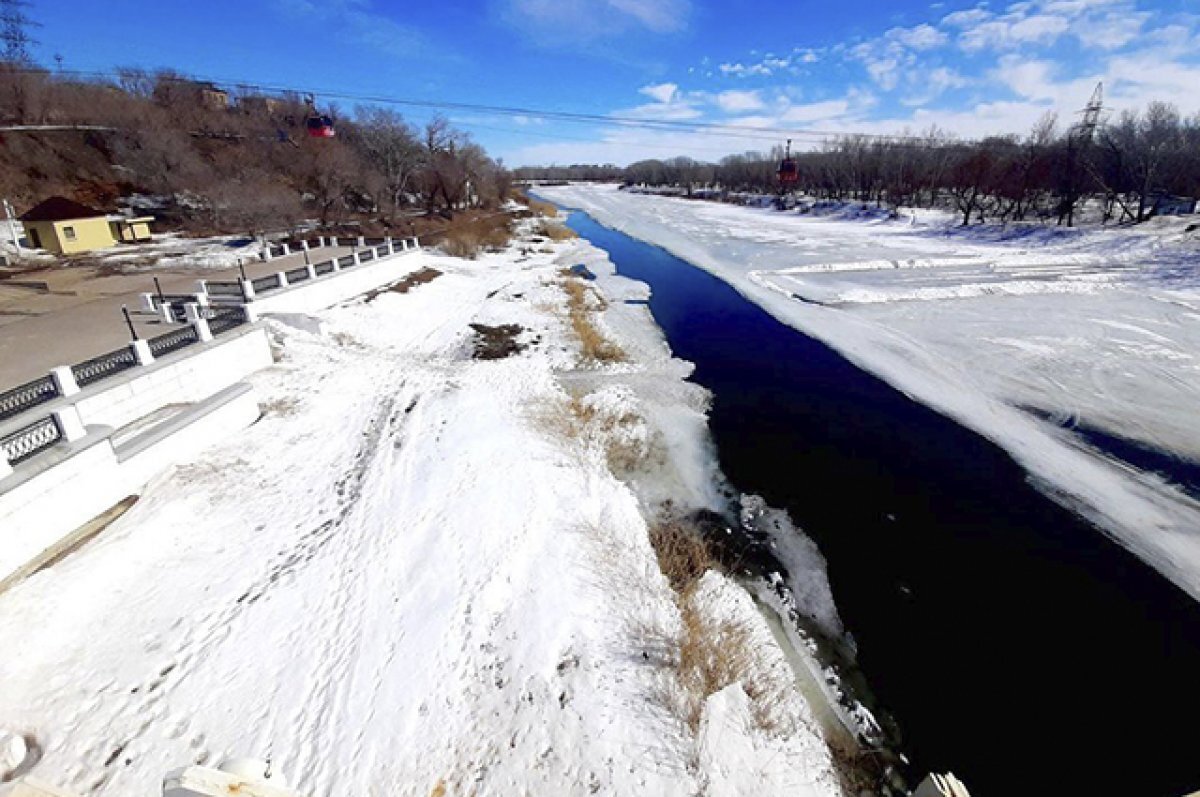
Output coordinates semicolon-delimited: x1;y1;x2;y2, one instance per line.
71;346;138;388
205;281;244;298
0;375;58;422
252;274;282;293
0;414;62;465
206;307;247;336
148;325;200;358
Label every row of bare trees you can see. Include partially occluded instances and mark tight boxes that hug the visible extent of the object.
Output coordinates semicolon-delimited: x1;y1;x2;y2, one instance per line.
519;103;1200;226
0;64;511;236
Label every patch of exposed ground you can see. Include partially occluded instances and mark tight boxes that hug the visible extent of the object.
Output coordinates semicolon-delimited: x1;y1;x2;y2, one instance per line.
468;323;525;360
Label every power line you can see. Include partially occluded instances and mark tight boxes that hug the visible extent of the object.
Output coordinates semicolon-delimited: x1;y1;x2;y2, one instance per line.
11;66;977;149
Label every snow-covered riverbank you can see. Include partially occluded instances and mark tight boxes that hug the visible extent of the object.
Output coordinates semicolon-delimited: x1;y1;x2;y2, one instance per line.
537;184;1200;603
0;217;854;796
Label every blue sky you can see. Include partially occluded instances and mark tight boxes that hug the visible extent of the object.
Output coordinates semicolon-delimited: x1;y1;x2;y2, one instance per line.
29;0;1200;166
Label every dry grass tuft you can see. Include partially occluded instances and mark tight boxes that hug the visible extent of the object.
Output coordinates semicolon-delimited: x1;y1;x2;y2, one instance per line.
560;277;625;363
648;518;717;594
522;194;561;218
535;219;578;240
535;389;650;475
260;396;300;417
643;514;792;735
436;215;514;258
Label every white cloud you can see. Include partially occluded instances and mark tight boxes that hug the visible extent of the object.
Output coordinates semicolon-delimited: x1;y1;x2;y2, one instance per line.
500;0;691;42
715;89;765;113
888;23;949;49
606;0;689;32
718;61;773;77
640;82;679;104
942;8;992;27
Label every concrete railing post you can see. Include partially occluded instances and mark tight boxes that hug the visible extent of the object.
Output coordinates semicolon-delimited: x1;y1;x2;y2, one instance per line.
300;239;310;252
356;236;366;247
386;237;395;255
328;235;338;248
240;280;256;301
139;292;157;312
0;452;12;480
49;365;80;397
262;246;272;262
276;271;289;288
351;251;361;265
195;279;208;298
184;304;213;342
281;243;291;256
130;339;154;365
52;406;87;443
193;291;210;308
242;304;260;324
159;303;175;324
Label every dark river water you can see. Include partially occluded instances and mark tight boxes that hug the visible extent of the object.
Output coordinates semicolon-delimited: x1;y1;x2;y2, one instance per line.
564;209;1200;797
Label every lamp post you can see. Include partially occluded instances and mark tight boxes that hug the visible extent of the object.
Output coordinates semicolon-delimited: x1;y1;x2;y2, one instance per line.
122;305;139;341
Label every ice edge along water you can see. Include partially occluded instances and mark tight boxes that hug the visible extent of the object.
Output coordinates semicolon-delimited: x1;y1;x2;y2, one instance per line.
537;183;1200;605
0;218;854;797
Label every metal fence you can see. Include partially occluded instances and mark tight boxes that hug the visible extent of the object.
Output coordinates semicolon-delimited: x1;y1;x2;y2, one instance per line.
375;244;389;257
71;346;138;388
314;261;335;276
206;281;244;298
284;266;311;284
252;274;282;293
206;307;247;336
338;255;356;268
0;375;58;422
148;325;200;358
359;249;375;263
0;414;62;465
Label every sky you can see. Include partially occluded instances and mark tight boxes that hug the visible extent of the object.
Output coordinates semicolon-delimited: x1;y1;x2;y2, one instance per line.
27;0;1200;166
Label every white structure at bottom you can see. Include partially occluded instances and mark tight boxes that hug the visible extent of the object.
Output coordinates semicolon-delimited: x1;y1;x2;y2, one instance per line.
2;758;303;797
165;758;300;797
913;772;971;797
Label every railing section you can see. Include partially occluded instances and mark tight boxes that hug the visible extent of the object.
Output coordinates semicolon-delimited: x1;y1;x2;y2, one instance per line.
205;307;247;336
0;375;58;422
148;325;200;358
206;281;244;298
0;414;63;465
71;347;138;388
284;266;311;284
252;274;282;293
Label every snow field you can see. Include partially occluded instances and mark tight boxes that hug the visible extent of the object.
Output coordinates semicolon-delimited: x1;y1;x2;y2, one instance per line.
538;183;1200;604
0;217;848;796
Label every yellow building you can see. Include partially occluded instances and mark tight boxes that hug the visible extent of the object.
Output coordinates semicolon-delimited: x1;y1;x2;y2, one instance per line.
19;197;154;255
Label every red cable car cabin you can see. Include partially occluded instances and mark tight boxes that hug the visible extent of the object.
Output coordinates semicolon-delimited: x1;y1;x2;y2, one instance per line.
777;157;799;185
306;114;336;138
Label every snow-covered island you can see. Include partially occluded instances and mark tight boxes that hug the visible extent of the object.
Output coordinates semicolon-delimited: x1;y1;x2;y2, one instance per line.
0;209;869;797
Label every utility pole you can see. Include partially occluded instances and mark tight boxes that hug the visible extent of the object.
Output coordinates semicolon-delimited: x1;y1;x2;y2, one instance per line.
0;0;38;64
1060;82;1105;227
3;198;20;252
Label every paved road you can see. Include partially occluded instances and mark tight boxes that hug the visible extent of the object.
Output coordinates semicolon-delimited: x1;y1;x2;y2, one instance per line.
0;246;354;387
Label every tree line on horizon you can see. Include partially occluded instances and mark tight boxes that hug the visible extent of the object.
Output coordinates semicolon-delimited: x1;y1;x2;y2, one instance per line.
0;63;511;237
515;102;1200;226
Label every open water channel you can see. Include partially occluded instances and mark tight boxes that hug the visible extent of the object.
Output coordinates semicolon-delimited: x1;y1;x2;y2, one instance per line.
564;208;1200;797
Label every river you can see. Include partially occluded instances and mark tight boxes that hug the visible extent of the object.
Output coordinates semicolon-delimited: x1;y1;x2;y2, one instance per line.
564;209;1200;797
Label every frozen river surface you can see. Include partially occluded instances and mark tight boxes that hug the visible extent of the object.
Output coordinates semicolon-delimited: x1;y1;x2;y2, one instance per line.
539;184;1200;602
